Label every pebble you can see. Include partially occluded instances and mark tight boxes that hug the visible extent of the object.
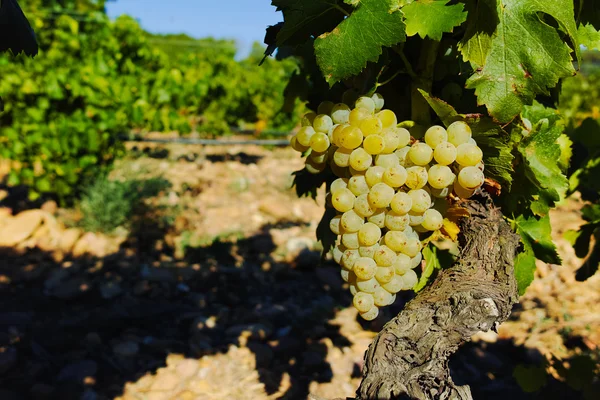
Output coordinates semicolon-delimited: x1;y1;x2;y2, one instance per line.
57;360;98;383
225;323;273;340
113;341;140;357
99;281;123;299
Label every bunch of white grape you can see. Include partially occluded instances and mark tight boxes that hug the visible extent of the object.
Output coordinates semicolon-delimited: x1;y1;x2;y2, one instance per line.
290;93;485;320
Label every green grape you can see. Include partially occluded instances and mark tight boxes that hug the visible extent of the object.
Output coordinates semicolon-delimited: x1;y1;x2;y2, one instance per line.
381;128;400;154
375;266;394;284
339;125;364;150
405;166;429;189
332;244;345;264
383;165;407;187
301;112;316;126
363;134;385;155
340;268;352;282
331;103;351;124
349;148;373;171
332;124;349;147
354;193;376;218
356;277;380;293
408;142;434;166
348;175;369;196
404;225;418;239
296;126;316;147
427;164;455;189
371;93;385;111
410;251;422;269
355;96;376;113
382;275;404;294
453;180;475;198
309;150;328;164
395;146;411;166
385;211;409;231
456;143;483;166
373;286;393;306
367;208;386;228
327;124;339;144
384;230;408;252
374;153;399;169
331;177;349;193
341;248;359;270
458;166;484;190
359;243;379;258
422;208;443;231
390;192;412;214
313;114;333;133
373;245;397;267
408;212;424;227
447;121;472;146
305;158;326;174
396;128;411;149
393;253;412;275
317;101;335;115
368;182;395;208
309;132;330;153
349;283;358;296
360;306;380;321
424;125;448;148
348;107;371;126
408;189;432;213
400;237;421;258
342;232;359;249
333;147;352;167
433;142;457;165
329;214;342;235
353;291;375;312
376;109;397;129
365;166;385;187
354;257;378;280
290;135;309;153
341;210;364;233
360;116;383;135
358;222;382;246
430;186;451;198
401;269;418;290
331;188;355;212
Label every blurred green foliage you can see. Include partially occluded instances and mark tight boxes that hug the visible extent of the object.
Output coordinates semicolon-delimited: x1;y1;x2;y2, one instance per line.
0;3;302;203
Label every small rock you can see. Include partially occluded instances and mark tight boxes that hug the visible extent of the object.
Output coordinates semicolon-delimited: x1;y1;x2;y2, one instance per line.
259;199;291;220
0;210;45;246
0;346;17;374
150;371;180;391
285;237;313;256
44;268;70;290
59;228;83;253
72;232;111;258
113;341;139;357
174;358;199;378
58;360;98;383
40;200;58;215
99;281;123;299
50;278;92;299
226;323;273;340
132;280;151;296
140;265;175;283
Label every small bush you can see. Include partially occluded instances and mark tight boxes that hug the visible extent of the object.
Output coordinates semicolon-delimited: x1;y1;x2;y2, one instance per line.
79;174;170;234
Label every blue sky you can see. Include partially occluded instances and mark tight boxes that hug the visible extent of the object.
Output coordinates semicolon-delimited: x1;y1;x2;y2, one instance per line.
106;0;282;58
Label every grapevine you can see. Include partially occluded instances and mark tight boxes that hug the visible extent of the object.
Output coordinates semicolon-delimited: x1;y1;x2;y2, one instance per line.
291;92;485;319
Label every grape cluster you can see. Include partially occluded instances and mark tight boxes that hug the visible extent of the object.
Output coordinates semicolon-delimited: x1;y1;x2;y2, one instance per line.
290;94;485;320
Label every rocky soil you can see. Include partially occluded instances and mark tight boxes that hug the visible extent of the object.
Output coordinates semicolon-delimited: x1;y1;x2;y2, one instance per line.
0;144;597;400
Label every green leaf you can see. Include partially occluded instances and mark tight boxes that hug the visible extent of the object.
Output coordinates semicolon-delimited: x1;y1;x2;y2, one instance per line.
414;244;453;292
291;167;329;199
463;0;579;123
418;89;458;126
514;250;536;296
403;0;467;41
514;214;561;265
518;103;569;214
557;134;572;172
314;0;406;85
316;207;337;257
578;23;600;51
458;0;497;65
271;0;344;48
513;364;547;392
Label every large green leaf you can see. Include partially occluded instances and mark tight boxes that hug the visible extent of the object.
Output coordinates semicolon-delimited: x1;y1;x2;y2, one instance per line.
463;0;579;123
514;250;537;295
458;0;497;65
403;0;467;41
578;23;600;50
514;214;560;265
314;0;406;85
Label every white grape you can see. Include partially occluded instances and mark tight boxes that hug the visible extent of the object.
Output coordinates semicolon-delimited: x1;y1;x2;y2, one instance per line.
355;96;376;113
358;222;382;246
382;275;404;294
313;114;333;133
422;208;444;231
341;210;364;232
354;193;376;218
331;188;355;212
458;166;484;190
427;164;455;189
353;257;377;280
410;251;422;269
342;232;359;249
331;177;349;193
329;214;342;235
402;269;418;290
433;141;457;165
424;125;448;148
341;248;359;270
367;208;386;228
374;153;399;169
408;143;434;166
373;286;393;306
332;245;344;264
385;211;410;231
375;266;395;284
371;93;385;111
365;166;385;187
360;306;380;321
447;121;472;146
373;245;397;267
331;103;351;124
405;166;429;189
348;175;370;196
393;253;412;275
356;277;380;293
368;182;395;208
390;191;412;214
359;243;379;258
408;189;432;213
353;292;375;312
456;143;483;167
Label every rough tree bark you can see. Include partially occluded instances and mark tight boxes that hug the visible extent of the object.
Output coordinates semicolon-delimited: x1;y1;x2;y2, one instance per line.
352;194;520;400
309;196;520;400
